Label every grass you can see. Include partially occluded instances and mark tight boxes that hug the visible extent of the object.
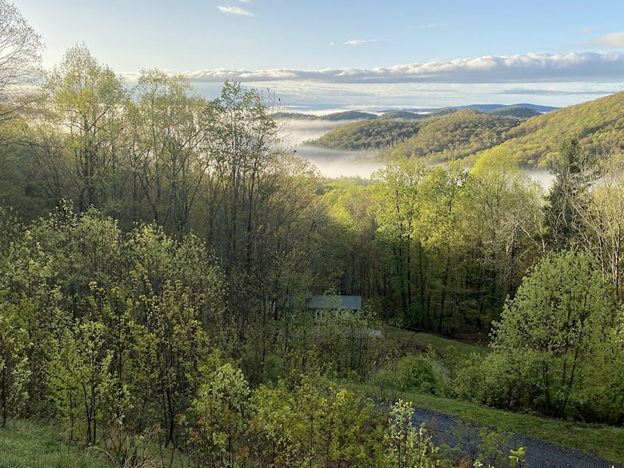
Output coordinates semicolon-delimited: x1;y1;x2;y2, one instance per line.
384;326;489;363
356;328;624;465
346;381;624;466
0;420;113;468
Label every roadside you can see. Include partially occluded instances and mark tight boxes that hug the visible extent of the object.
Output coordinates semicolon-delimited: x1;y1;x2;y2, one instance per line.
411;406;622;468
345;382;624;466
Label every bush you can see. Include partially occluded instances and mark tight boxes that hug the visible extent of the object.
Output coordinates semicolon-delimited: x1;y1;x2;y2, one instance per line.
473;250;622;421
374;354;448;394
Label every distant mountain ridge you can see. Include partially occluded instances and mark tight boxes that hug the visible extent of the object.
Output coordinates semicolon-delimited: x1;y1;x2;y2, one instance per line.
306;108;526;154
302;91;624;166
275;103;557;122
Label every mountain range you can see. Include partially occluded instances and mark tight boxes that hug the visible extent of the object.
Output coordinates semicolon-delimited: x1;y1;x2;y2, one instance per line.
302;92;624;166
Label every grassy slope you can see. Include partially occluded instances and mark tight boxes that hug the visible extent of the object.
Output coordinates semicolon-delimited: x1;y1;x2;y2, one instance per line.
0;421;113;468
350;328;624;465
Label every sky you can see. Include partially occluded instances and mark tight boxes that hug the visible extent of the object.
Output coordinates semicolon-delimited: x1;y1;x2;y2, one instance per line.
13;0;624;111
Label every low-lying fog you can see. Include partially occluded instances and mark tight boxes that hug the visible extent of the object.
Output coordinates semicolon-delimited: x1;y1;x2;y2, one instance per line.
277;118;555;187
278;119;384;179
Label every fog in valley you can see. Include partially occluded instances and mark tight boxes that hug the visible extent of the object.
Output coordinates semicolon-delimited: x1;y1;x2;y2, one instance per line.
525;169;555;190
277;118;557;185
278;118;385;178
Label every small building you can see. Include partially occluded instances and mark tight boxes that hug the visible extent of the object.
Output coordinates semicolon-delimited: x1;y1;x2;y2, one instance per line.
308;294;361;319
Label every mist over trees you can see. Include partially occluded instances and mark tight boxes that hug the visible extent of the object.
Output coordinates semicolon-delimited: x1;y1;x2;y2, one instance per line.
1;3;624;466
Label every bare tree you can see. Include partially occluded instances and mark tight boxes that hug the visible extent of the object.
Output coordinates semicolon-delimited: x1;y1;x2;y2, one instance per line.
0;0;44;125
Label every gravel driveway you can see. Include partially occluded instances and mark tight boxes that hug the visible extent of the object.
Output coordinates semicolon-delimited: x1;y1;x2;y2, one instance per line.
411;407;621;468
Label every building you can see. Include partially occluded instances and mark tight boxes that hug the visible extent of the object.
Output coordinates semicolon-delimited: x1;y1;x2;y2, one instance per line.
308;295;362;319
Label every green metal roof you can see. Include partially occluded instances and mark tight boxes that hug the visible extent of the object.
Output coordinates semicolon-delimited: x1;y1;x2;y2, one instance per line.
308;295;362;310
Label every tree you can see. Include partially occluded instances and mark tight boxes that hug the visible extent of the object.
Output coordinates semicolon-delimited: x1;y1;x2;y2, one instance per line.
488;250;617;419
0;0;44;126
545;138;599;250
190;363;251;467
128;70;208;233
384;400;439;468
0;297;32;426
45;45;129;212
372;159;429;322
419;162;469;333
465;148;544;317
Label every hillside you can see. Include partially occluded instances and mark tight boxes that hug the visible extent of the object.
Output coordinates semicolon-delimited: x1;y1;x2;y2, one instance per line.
389;109;522;161
273;110;377;121
488;91;624;165
304;92;624;166
307;119;420;150
377;110;428;121
307;109;522;159
486;106;540;119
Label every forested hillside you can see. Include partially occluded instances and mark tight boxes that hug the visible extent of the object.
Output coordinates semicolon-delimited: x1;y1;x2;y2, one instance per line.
486;106;540;118
491;91;624;165
309;109;522;159
389;109;522;161
306;93;624;167
305;119;420;149
1;4;624;467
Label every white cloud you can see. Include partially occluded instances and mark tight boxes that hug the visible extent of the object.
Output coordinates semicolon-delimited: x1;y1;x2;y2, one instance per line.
344;39;379;46
238;0;251;2
217;5;253;16
498;87;617;96
593;32;624;47
147;52;624;85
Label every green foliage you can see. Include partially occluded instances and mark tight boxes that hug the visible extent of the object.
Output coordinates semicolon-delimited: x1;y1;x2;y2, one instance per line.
478;250;621;422
189;363;251;467
47;316;114;445
384;400;440;468
0;297;32;426
475;426;512;468
373;354;447;395
386;109;518;162
308;119;420;150
544;137;600;249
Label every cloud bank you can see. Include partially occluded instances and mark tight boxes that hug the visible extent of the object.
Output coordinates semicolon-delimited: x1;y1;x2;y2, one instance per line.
159;52;624;85
498;87;618;96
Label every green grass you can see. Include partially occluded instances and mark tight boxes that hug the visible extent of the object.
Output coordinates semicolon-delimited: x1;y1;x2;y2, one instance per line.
0;420;113;468
346;381;624;466
384;327;489;363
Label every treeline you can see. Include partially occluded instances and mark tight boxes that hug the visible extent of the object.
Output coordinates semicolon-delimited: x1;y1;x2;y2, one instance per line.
3;43;624;338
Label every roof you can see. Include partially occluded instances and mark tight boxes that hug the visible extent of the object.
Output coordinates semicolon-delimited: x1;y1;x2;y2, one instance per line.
308;295;362;310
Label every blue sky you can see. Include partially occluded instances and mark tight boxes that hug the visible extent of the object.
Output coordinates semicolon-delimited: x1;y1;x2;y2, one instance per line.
14;0;624;110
